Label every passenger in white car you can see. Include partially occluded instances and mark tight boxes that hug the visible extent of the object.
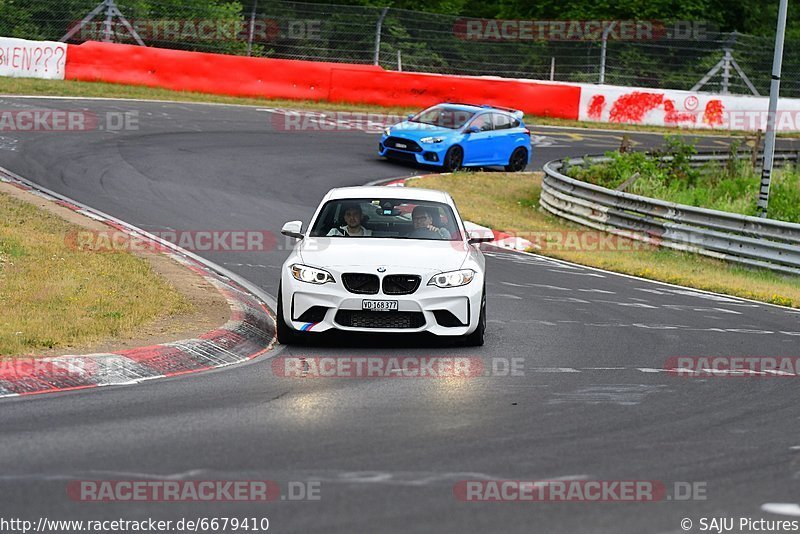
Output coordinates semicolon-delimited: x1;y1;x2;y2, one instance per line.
327;204;373;237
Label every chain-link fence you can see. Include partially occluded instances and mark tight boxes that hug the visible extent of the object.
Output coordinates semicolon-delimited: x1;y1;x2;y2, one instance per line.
2;0;798;97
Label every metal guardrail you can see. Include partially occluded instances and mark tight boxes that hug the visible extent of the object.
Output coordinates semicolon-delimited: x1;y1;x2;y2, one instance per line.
540;150;800;276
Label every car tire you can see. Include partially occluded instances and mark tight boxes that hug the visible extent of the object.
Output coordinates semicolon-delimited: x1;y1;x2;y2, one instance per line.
276;284;301;345
462;286;486;347
444;146;463;172
504;147;528;172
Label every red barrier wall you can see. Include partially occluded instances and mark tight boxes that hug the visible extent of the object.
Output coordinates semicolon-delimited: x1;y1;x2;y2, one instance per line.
330;68;580;119
65;41;580;119
65;41;380;101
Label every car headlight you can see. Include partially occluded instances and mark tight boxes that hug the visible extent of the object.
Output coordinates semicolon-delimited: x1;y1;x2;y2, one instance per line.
291;264;334;284
420;136;444;144
428;269;475;288
383;127;391;136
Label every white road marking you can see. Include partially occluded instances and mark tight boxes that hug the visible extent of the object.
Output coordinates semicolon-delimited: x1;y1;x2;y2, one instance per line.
508;319;559;326
663;304;743;314
634;288;666;295
548;384;669;405
529;283;572;291
596;300;658;309
761;503;800;517
543;297;591;304
548;269;606;277
0;136;18;151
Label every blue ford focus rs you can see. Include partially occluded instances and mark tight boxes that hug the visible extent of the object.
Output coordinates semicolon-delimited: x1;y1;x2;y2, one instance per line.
379;103;531;172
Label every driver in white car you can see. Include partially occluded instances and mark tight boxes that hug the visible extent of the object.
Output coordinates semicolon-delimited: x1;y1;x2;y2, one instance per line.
411;206;451;239
327;204;373;237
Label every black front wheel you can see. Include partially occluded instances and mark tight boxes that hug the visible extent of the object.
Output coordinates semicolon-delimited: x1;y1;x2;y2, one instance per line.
444;146;464;172
504;147;528;172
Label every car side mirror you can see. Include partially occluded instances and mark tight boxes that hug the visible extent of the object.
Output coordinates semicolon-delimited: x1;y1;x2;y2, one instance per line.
407;114;414;120
281;220;304;239
467;230;494;244
465;126;480;134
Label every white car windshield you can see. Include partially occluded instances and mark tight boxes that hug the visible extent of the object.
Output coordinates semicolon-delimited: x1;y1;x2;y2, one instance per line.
309;198;462;241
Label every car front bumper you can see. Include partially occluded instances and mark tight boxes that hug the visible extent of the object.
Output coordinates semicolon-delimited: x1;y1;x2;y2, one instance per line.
281;270;483;336
378;138;449;166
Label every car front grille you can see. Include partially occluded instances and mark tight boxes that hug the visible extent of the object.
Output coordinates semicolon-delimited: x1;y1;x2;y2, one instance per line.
335;311;425;329
384;149;417;162
382;274;421;295
342;273;380;295
384;136;422;152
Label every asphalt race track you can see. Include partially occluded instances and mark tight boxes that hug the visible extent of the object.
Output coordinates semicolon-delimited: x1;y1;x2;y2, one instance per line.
1;97;799;533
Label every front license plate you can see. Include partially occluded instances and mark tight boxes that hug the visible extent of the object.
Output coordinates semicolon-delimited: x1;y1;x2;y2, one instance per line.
362;299;398;311
395;143;407;149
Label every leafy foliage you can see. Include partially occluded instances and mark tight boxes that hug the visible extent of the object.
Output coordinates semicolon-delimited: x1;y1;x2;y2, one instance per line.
2;0;798;95
567;137;800;223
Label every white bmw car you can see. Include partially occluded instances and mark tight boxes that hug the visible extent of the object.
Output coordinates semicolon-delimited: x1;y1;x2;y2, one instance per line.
277;186;492;346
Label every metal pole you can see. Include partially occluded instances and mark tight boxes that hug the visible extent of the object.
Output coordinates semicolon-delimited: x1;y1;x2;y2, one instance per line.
757;0;789;218
373;7;389;66
550;57;555;81
246;0;258;57
103;0;113;42
721;49;731;94
397;49;402;71
599;22;615;84
109;3;146;46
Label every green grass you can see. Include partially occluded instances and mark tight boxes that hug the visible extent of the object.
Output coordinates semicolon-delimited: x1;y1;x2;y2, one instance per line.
567;137;800;223
0;190;192;356
407;172;800;308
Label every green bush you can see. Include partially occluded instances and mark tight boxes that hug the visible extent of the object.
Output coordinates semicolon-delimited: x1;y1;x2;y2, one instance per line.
566;136;800;223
